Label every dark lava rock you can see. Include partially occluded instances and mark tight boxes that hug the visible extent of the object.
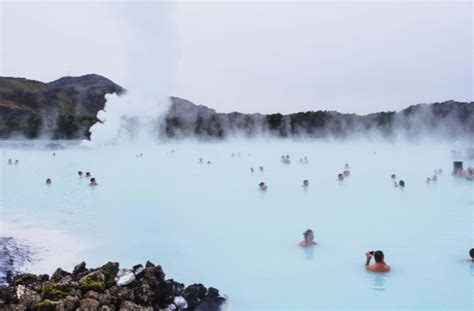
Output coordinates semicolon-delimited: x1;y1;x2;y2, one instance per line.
0;287;16;305
98;261;119;287
0;261;226;310
182;283;208;309
145;261;155;268
196;287;227;311
17;285;42;308
207;287;220;298
72;261;88;276
13;273;39;287
50;268;71;283
80;297;100;310
57;295;80;310
120;300;150;310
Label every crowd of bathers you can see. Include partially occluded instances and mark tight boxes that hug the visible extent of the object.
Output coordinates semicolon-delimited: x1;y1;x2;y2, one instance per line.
455;167;474;181
5;150;473;275
247;153;474;192
45;170;98;186
7;154;98;187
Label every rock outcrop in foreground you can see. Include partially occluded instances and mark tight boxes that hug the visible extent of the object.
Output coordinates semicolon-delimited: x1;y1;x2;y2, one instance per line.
0;261;226;310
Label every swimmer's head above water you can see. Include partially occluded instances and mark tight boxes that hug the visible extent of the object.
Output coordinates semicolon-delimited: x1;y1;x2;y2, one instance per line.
299;229;316;247
373;251;385;263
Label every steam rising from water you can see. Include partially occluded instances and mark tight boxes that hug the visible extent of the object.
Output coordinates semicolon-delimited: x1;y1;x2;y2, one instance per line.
87;2;177;145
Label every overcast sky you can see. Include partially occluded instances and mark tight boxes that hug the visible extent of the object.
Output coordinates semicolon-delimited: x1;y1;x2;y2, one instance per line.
1;0;472;114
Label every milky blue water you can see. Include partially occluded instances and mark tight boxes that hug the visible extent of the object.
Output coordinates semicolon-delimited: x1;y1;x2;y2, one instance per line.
1;140;473;310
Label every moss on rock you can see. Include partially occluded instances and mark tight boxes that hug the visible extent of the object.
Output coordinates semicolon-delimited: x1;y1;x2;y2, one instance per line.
79;272;105;293
35;299;58;311
40;283;69;300
13;274;38;286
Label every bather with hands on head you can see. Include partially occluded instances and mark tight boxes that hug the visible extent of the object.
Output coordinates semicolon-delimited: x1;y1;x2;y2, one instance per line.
365;250;391;273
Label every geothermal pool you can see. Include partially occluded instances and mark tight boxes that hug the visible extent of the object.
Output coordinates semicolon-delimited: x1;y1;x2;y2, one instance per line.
1;140;473;310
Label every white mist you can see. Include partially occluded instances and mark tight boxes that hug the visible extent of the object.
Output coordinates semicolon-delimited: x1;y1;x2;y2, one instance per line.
87;2;178;145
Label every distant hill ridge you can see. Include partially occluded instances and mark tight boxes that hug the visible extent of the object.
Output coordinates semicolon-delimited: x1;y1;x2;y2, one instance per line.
0;74;472;140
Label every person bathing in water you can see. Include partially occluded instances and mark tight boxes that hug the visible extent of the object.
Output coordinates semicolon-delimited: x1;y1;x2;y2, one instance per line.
365;250;390;273
468;248;474;262
89;178;98;186
258;182;267;191
281;155;290;164
85;172;91;178
343;163;350;176
78;171;83;177
299;229;317;247
46;178;52;185
303;180;309;188
338;173;344;181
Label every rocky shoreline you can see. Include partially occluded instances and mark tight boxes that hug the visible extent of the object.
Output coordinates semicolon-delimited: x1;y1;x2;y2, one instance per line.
0;260;226;310
0;237;35;287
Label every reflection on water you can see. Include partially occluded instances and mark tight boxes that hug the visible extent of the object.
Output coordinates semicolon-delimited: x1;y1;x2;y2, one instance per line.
366;272;388;293
470;262;474;276
302;246;314;260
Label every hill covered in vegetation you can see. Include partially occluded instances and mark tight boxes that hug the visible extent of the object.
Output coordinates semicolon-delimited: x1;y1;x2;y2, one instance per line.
0;74;472;140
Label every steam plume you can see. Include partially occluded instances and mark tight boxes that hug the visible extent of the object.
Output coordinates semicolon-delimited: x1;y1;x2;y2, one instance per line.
87;1;177;145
